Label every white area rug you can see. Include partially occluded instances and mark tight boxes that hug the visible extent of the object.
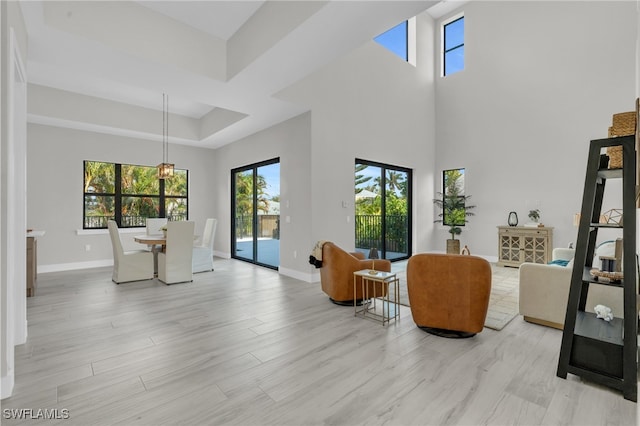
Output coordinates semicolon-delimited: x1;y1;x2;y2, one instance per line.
391;261;520;331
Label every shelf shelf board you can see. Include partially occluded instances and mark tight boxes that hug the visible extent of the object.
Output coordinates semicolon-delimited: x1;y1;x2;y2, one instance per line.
597;169;623;179
573;311;623;346
589;223;623;229
581;267;625;287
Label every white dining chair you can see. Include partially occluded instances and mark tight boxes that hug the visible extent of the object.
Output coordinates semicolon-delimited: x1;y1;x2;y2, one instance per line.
146;218;168;236
107;220;154;284
158;220;195;285
192;218;217;273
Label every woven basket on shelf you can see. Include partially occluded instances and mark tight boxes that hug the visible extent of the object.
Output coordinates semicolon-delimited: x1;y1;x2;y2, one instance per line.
607;145;623;168
606;109;637;169
608;111;637;137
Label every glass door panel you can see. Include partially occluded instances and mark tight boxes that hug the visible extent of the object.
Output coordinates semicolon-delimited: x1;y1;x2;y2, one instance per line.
355;164;382;259
385;169;409;260
355;160;411;261
256;162;280;267
232;159;280;269
234;169;254;262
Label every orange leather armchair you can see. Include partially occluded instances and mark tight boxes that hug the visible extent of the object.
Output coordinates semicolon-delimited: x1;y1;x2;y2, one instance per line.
320;242;391;305
407;253;491;337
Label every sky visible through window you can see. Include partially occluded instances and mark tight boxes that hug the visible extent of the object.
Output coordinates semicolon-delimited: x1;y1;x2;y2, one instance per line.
374;21;407;61
444;17;464;75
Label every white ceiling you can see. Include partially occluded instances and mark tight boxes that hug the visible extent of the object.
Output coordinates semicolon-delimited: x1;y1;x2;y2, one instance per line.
19;0;464;149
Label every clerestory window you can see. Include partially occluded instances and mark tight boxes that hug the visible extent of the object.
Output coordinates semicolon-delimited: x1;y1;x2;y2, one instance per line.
443;15;464;76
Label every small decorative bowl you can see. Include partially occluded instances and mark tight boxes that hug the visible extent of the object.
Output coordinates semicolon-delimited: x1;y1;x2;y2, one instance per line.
368;270;379;275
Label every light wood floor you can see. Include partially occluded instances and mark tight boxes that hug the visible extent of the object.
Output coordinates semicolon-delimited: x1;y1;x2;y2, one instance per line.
2;258;637;425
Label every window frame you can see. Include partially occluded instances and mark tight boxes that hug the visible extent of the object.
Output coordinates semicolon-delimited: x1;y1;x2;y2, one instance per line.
374;20;408;62
83;160;188;229
442;168;467;227
442;14;465;76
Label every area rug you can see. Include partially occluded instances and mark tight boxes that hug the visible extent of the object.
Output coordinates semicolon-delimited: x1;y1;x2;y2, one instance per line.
390;261;520;331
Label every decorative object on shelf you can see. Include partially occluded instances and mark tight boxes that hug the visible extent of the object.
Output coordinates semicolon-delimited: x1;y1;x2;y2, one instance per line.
572;213;581;227
524;209;541;227
607;105;637;169
600;256;616;272
600;208;623;226
433;171;476;254
589;268;624;283
507;211;518;226
157;93;175;179
461;245;471;255
594;304;614;322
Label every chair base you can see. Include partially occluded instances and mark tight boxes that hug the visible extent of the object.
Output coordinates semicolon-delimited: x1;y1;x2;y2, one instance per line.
418;326;476;338
330;298;364;306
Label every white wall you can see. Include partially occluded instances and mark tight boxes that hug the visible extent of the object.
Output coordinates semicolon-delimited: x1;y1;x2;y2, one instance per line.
277;11;437;260
27;124;216;271
212;112;312;280
1;0;28;400
434;1;638;259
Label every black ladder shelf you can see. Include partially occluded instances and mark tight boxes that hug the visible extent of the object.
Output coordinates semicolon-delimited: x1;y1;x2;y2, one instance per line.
556;135;637;402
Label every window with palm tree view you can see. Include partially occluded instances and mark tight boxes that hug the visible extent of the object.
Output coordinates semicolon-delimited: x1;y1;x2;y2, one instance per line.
232;159;280;269
83;160;188;229
435;168;474;236
355;160;411;261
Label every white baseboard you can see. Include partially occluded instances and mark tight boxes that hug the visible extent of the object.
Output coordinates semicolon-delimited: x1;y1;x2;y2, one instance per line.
1;372;15;399
213;250;231;259
278;266;314;283
39;259;113;273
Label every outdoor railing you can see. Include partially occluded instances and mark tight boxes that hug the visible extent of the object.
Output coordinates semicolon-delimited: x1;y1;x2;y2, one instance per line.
84;214;188;229
235;215;280;240
355;214;408;254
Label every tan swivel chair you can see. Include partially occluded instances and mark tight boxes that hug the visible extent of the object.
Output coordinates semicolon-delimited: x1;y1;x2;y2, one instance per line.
107;220;154;284
158;221;195;285
407;253;491;337
192;218;217;273
319;242;391;305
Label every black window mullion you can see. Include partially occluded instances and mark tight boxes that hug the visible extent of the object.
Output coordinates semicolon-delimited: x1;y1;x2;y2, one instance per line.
115;164;122;227
159;178;166;218
380;167;387;259
252;168;258;262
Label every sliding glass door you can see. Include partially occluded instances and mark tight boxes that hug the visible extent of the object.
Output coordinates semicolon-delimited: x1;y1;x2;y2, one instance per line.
355;159;411;261
232;159;280;269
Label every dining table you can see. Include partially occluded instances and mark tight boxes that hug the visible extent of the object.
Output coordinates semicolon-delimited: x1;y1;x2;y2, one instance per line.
134;234;166;275
134;234;166;248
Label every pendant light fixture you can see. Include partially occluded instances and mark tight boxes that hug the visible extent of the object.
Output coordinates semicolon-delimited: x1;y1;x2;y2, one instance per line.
157;93;174;179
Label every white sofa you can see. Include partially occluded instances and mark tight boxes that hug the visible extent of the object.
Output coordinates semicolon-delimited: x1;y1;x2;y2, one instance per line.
519;247;625;329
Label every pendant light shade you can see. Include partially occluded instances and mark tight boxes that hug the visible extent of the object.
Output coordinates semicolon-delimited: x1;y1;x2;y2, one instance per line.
158;93;174;179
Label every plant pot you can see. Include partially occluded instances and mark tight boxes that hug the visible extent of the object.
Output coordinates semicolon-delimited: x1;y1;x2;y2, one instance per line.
446;239;460;254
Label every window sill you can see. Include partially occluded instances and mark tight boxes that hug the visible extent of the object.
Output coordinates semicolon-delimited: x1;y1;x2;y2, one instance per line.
76;227;145;236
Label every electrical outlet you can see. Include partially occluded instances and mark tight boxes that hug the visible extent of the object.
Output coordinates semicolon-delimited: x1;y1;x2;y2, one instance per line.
293;250;297;259
85;244;91;252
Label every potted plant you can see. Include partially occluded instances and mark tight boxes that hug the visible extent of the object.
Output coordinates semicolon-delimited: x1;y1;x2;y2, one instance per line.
525;209;540;227
434;177;476;254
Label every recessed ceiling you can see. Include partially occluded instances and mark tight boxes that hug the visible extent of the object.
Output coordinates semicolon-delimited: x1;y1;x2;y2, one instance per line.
20;1;457;149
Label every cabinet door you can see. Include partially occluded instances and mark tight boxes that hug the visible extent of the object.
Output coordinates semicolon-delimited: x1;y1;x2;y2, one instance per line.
523;233;547;264
500;233;521;264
